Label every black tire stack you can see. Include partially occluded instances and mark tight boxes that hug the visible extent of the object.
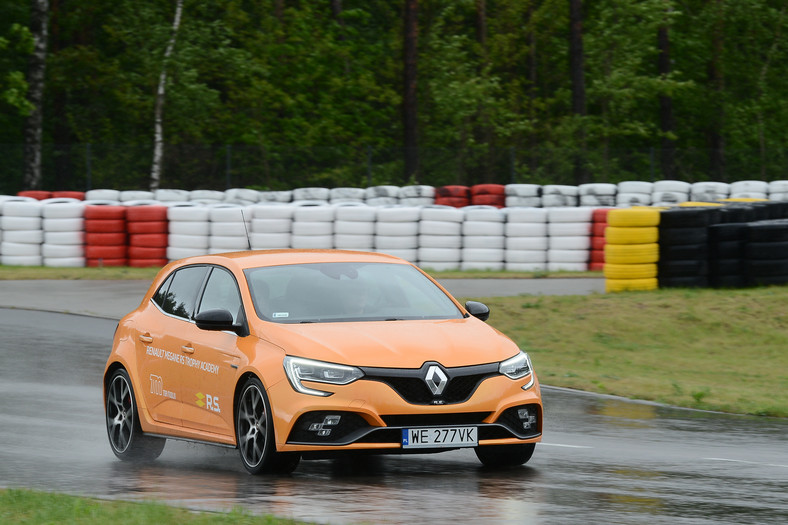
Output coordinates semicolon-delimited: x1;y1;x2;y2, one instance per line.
657;207;720;288
743;219;788;287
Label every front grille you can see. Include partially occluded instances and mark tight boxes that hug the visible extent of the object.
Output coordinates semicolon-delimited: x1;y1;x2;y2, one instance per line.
382;412;491;427
360;361;499;405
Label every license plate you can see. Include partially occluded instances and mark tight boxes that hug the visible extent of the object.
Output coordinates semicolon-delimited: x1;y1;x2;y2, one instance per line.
401;426;477;449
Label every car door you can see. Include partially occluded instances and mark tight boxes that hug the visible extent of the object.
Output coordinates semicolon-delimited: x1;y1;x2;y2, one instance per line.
178;265;245;437
136;265;209;427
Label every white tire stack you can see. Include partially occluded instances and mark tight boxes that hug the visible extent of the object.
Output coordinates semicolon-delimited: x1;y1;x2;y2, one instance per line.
41;198;85;267
542;185;579;207
652;180;690;206
167;204;210;260
579;183;617;207
690;182;729;202
224;188;260;205
208;204;252;253
399;185;435;206
119;190;155;202
154;188;190;202
374;206;420;262
546;207;593;271
366;185;400;206
250;204;293;249
333;204;376;251
418;205;463;271
505;184;542;208
292;187;330;204
329;187;366;205
729;180;768;200
769;181;788;201
504;207;548;272
189;189;225;204
460;206;505;271
259;190;293;203
291;204;334;249
1;199;43;266
616;181;653;207
84;189;120;202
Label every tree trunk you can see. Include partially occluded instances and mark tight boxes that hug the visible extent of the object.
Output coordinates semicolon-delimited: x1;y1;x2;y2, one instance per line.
23;0;50;191
569;0;588;185
403;0;419;182
150;0;184;191
658;18;676;180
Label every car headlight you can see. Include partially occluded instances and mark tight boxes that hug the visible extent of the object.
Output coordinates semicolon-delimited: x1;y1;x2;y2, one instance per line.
499;352;535;389
283;356;364;397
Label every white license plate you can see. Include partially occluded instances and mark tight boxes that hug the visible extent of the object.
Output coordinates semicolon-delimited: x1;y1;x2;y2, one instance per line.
401;426;478;449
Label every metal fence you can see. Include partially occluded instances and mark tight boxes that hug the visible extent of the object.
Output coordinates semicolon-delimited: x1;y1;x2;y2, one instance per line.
2;143;787;195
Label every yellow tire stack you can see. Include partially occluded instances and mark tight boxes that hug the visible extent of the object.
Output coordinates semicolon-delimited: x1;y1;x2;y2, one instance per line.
604;208;661;292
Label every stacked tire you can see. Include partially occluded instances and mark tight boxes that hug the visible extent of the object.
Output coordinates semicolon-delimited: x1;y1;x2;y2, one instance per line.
603;208;660;292
418;205;463;271
769;181;788;202
329;187;366;205
399;185;435;207
743;220;788;287
374;206;419;262
579;183;616;207
505;184;541;208
291;205;334;249
17;190;52;200
84;204;127;267
708;220;747;288
167;204;210;260
0;198;43;266
250;204;293;250
41;199;85;267
616;181;653;207
730;180;768;200
589;208;611;271
504;207;548;272
657;207;719;288
691;182;729;202
365;186;399;206
542;185;578;207
126;205;169;267
461;206;505;271
209;205;251;253
333;205;376;251
652;180;690;207
435;185;470;208
470;184;506;208
546;207;592;272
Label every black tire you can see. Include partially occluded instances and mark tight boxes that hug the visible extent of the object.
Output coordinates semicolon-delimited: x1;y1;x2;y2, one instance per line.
659;208;717;228
659;242;707;261
745;241;788;260
658;226;708;246
474;442;536;468
747;220;788;242
105;369;165;462
235;376;300;475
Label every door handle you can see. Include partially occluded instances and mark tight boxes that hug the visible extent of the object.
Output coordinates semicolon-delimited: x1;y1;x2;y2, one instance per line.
139;333;153;343
181;345;195;354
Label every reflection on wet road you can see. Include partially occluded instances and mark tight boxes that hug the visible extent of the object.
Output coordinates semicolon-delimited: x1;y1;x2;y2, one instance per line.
1;308;786;524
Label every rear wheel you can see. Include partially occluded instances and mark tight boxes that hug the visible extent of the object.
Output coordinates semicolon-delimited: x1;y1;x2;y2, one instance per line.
475;443;535;468
105;369;165;462
236;377;300;475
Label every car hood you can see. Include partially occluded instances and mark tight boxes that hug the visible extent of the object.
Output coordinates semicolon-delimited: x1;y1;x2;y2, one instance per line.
256;318;520;368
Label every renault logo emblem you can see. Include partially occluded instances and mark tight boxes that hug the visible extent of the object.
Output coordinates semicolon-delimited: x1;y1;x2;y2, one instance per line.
424;365;448;396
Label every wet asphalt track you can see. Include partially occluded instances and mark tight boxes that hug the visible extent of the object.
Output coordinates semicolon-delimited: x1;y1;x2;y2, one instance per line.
1;307;786;524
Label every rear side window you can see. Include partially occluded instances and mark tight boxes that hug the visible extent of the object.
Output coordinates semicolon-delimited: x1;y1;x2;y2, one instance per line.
197;267;243;324
153;266;208;319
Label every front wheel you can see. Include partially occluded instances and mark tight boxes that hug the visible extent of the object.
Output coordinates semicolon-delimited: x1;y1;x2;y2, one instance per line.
235;377;300;475
474;442;535;468
105;369;165;462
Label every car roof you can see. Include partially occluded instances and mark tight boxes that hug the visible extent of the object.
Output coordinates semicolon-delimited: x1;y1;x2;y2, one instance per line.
170;249;410;273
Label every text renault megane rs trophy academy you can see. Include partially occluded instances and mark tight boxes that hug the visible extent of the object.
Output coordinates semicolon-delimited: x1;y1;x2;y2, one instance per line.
104;249;543;473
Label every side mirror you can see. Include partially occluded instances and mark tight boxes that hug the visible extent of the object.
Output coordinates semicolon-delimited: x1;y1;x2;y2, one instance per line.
464;301;490;322
195;309;243;335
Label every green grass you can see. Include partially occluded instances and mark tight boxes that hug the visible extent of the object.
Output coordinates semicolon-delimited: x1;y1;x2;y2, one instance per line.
470;286;788;417
0;488;309;524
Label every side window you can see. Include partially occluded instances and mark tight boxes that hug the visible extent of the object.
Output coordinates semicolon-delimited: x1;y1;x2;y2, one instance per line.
158;266;208;319
197;267;243;324
152;273;174;308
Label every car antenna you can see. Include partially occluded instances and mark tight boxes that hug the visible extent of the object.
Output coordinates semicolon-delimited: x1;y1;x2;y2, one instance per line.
240;208;252;251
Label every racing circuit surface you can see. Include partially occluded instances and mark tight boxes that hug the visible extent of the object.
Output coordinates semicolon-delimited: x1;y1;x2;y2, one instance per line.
1;307;786;524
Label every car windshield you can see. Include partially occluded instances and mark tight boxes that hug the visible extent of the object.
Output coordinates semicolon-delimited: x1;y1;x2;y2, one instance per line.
244;262;463;323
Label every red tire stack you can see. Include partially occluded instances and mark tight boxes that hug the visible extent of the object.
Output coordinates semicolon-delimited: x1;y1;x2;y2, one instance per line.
470;184;506;208
17;190;52;200
84;205;127;267
52;191;86;200
589;208;612;271
126;205;169;268
435;185;471;208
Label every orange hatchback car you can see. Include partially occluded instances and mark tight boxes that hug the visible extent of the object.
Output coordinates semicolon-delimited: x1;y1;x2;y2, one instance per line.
104;249;543;473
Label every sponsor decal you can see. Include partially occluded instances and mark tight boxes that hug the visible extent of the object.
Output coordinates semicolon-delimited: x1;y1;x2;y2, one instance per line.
145;345;219;375
195;392;221;413
149;374;176;399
